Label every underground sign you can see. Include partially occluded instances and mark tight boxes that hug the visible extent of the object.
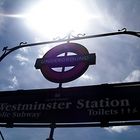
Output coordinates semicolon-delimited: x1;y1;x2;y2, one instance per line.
35;43;96;83
0;82;140;124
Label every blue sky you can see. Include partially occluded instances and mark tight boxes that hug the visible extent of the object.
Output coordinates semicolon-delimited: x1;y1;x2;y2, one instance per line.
0;0;140;139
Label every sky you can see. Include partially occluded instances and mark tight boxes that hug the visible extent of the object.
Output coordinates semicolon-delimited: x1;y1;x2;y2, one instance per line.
0;0;140;140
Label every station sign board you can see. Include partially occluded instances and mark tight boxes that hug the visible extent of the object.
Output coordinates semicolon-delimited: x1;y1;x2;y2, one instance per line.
0;82;140;124
35;43;96;83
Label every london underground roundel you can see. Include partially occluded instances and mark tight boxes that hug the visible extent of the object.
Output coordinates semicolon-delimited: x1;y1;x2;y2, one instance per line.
35;43;96;83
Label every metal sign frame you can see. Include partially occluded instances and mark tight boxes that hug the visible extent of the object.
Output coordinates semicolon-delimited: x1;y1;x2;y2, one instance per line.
0;28;140;140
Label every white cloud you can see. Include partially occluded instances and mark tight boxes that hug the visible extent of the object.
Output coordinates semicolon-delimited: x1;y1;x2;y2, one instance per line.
80;74;93;80
124;70;140;82
8;76;19;89
20;47;30;53
105;126;129;133
15;54;29;65
38;46;50;57
15;54;29;62
9;65;14;74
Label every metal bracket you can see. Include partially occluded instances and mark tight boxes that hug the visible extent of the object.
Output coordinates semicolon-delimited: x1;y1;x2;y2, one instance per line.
0;29;140;62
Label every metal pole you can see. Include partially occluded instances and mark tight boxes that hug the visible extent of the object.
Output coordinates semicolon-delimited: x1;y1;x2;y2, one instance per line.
58;50;68;88
0;131;5;140
58;52;67;88
46;123;55;140
58;34;70;88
